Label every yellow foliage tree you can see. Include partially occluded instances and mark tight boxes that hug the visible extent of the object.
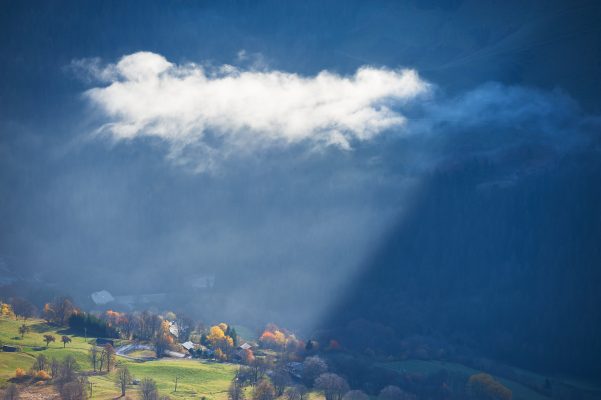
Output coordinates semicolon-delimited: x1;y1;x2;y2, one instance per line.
161;320;171;334
1;303;15;318
218;322;228;332
208;325;225;345
215;348;227;361
274;331;286;347
15;368;26;378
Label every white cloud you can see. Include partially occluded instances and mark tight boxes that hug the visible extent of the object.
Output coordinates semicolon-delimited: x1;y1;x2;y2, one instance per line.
84;52;429;167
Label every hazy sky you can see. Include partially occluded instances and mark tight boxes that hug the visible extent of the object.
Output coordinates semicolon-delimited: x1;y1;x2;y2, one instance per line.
1;0;600;334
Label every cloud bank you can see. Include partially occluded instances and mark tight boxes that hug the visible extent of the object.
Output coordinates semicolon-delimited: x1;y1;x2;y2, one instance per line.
84;52;429;167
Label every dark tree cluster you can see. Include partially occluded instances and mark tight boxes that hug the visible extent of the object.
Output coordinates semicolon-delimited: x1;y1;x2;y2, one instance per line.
68;313;118;338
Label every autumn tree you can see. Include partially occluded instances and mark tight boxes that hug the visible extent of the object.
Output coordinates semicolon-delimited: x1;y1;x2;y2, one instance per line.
43;334;56;348
242;348;255;365
18;323;29;339
62;335;72;348
302;356;327;387
225;326;238;346
116;366;132;397
315;373;349;400
253;379;275;400
1;303;15;318
207;324;234;358
215;348;227;361
466;373;512;400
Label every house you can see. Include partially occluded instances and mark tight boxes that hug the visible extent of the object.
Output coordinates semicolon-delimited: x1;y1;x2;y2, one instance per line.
285;362;304;379
238;342;252;351
235;342;254;360
168;321;179;337
181;341;195;354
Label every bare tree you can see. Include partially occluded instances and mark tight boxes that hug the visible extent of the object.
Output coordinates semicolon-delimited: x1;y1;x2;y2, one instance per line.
58;355;79;383
248;358;268;385
285;385;308;400
315;373;349;400
116;367;132;397
343;390;369;400
271;367;290;396
59;379;87;400
51;296;76;325
228;379;246;400
34;354;48;372
140;377;159;400
88;346;99;372
378;386;415;400
50;358;60;378
102;344;116;372
175;315;194;342
252;379;275;400
302;356;327;387
2;384;19;400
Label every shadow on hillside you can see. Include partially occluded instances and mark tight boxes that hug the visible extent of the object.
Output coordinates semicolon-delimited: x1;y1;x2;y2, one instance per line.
28;322;53;333
56;328;78;335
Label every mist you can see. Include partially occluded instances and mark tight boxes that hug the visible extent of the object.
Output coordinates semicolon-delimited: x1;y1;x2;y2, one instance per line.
1;0;601;383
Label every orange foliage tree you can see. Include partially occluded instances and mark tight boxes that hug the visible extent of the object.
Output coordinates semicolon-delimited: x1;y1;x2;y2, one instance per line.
466;373;512;400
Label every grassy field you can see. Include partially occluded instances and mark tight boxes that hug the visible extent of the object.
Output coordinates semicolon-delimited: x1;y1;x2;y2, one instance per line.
0;316;238;399
87;359;237;399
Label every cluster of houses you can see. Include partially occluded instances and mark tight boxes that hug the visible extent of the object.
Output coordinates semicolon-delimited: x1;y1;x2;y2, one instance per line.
177;340;256;361
167;320;255;361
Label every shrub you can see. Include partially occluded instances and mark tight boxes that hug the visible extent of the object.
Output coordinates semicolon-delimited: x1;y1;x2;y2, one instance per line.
466;373;512;400
15;368;26;378
36;370;51;381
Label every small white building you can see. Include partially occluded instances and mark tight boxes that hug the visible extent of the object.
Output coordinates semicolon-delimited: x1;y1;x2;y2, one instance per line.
168;321;179;337
238;342;252;350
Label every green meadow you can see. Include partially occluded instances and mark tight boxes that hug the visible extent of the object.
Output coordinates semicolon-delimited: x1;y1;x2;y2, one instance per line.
0;316;237;399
